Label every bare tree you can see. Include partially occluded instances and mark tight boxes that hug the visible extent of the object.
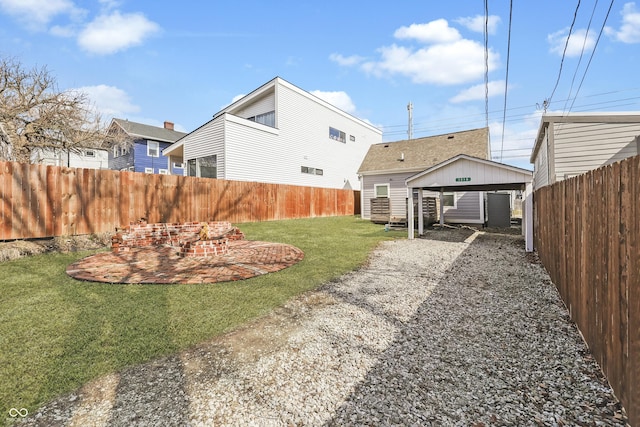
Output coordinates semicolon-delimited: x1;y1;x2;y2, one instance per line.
0;56;125;163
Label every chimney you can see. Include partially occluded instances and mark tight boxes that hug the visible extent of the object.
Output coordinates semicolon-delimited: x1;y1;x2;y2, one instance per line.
164;121;174;131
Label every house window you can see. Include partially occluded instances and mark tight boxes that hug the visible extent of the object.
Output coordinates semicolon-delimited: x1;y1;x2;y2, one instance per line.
187;155;217;178
248;111;275;127
301;166;323;175
144;167;154;174
84;149;95;157
173;162;184;169
329;127;346;143
374;184;389;198
442;192;455;207
147;141;159;157
159;169;169;175
113;146;119;157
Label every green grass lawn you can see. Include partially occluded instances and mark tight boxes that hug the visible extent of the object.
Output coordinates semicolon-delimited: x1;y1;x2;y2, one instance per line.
0;216;404;424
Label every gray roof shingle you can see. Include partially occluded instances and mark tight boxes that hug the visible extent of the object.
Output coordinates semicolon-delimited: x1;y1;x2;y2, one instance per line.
112;118;187;143
358;127;489;174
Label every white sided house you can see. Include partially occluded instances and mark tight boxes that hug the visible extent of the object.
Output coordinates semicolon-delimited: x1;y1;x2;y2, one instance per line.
358;127;490;225
31;147;109;169
530;112;640;190
163;77;382;189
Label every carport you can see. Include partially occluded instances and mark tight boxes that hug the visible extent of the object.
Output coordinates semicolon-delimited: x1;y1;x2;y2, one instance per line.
405;154;534;251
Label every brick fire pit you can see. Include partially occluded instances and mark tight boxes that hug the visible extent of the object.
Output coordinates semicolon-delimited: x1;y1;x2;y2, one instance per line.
111;220;245;258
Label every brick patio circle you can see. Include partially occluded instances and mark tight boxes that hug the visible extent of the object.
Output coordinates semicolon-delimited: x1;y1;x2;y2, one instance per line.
66;240;305;284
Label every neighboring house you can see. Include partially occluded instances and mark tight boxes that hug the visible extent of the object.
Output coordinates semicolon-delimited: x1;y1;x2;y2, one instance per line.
358;127;490;224
162;77;383;189
530;112;640;190
31;147;109;169
107;119;187;175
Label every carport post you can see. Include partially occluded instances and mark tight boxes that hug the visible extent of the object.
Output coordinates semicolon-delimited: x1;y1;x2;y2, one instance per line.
407;187;415;239
439;189;445;226
417;188;424;236
524;182;534;252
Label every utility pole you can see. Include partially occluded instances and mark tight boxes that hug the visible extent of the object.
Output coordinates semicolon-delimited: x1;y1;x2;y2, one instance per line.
407;102;413;140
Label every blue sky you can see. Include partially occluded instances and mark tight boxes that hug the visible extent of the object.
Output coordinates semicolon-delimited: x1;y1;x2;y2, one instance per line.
1;0;639;169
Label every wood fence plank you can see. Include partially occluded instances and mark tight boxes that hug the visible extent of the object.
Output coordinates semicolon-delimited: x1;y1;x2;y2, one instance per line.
0;162;11;240
627;156;640;425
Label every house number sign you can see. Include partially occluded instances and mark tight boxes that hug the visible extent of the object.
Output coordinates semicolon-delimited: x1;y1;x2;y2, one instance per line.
455;177;471;182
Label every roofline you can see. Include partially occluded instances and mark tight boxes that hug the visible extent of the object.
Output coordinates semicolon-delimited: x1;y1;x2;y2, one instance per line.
111;118;186;144
214;76;382;135
530;111;640;163
406;154;532;183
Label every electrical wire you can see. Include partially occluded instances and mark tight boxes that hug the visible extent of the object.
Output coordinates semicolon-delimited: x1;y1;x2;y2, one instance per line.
562;0;599;112
500;0;514;162
568;0;617;112
547;0;582;108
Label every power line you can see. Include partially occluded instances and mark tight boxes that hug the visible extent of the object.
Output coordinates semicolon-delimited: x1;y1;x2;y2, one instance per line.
546;0;582;109
568;0;617;112
562;0;599;112
500;0;514;162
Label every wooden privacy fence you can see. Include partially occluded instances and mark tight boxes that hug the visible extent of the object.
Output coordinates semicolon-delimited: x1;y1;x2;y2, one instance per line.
0;161;360;240
534;155;639;425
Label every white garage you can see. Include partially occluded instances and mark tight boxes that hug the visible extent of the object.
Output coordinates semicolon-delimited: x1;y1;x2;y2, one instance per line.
405;154;534;251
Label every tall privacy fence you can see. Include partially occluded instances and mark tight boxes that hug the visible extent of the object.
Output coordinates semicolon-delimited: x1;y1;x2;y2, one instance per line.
0;161;360;241
534;155;639;425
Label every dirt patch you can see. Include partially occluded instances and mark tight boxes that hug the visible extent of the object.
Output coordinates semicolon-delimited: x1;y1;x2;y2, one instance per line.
0;233;112;262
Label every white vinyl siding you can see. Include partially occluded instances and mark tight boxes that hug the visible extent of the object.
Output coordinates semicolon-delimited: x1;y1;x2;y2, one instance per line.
533;130;550;190
183;118;226;178
552;122;640;181
443;192;483;223
224;80;380;189
361;173;415;219
234;92;276;122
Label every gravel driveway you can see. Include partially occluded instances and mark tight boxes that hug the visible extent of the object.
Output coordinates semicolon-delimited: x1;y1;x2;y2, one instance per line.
19;229;627;426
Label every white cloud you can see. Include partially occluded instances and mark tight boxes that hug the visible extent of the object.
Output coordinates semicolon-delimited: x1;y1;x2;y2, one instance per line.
333;18;499;86
394;19;461;44
605;2;640;43
363;40;499;85
310;90;356;114
74;84;140;118
450;80;506;103
0;0;82;29
78;11;160;55
329;53;365;67
548;28;596;57
454;15;501;34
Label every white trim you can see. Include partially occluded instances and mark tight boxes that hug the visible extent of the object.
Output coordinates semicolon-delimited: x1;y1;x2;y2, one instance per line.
147;141;160;157
374;183;390;198
144;167;153;174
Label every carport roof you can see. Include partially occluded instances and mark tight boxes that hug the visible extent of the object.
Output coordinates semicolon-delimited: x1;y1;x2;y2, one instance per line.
405;154;533;192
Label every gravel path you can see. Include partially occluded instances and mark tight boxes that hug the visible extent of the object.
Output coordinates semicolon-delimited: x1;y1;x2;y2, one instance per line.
18;230;627;426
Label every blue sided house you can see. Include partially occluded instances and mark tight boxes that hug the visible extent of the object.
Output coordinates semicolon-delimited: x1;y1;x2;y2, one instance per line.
107;118;187;175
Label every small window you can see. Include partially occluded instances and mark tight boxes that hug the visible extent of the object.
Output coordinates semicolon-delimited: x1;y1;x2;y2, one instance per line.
173;162;184;169
113;146;118;157
301;166;322;175
84;149;95;157
144;167;153;174
375;184;389;198
329;127;346;143
442;192;455;207
147;141;159;157
248;111;275;127
159;169;169;175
